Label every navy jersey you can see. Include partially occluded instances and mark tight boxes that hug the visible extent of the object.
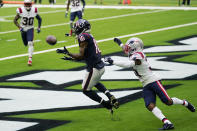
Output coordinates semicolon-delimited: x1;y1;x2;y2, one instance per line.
78;33;104;71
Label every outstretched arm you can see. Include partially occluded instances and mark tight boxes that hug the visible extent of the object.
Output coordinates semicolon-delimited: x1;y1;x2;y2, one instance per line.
105;57;141;68
114;38;125;51
69;41;87;60
56;41;88;60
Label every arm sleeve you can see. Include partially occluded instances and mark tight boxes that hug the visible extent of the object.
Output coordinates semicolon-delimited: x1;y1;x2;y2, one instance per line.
113;60;135;68
81;0;85;8
36;14;42;28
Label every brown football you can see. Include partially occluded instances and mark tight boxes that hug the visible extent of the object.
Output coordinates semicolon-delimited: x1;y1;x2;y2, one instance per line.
46;35;57;45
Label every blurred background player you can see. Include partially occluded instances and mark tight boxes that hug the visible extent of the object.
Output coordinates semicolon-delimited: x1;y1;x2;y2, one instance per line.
94;0;102;4
49;0;55;5
105;37;195;130
65;0;85;36
56;19;119;112
182;0;190;6
14;0;42;66
0;0;3;7
34;0;42;4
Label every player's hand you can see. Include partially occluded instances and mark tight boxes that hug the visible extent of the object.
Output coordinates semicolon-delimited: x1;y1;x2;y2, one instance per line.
56;46;70;55
19;27;24;33
37;28;41;33
61;56;73;61
104;57;113;64
114;38;123;46
65;11;68;18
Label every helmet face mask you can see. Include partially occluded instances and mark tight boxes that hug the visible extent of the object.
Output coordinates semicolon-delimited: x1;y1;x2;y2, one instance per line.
24;0;32;11
124;37;144;55
73;19;91;35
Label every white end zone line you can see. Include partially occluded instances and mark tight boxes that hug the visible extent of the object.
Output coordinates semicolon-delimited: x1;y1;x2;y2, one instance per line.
0;21;197;61
0;10;167;34
3;4;197;10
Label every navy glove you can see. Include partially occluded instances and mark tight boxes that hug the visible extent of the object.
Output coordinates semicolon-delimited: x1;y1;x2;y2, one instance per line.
114;38;123;46
19;27;24;33
56;46;70;55
61;56;73;61
104;57;113;64
37;28;41;33
65;11;68;18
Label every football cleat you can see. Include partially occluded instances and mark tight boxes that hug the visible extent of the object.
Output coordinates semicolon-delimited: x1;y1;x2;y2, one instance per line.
65;33;70;37
159;123;174;130
185;100;195;112
27;60;32;66
110;95;119;109
102;100;113;110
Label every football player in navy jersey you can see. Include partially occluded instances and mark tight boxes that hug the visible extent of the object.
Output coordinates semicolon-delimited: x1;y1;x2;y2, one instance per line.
56;19;119;112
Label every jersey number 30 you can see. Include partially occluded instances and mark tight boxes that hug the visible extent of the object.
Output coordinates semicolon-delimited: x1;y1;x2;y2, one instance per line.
22;17;34;26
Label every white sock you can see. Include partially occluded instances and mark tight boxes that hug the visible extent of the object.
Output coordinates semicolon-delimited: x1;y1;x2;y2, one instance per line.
28;41;34;58
152;107;172;124
171;97;188;106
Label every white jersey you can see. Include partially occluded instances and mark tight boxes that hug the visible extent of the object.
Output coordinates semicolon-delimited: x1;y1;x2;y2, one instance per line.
130;52;160;87
16;6;38;31
69;0;83;12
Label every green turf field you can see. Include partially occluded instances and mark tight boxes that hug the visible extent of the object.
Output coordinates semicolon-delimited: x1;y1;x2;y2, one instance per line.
2;0;197;6
0;3;197;131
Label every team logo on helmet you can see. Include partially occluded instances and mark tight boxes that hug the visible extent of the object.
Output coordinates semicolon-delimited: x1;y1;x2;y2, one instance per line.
74;19;91;35
124;37;144;55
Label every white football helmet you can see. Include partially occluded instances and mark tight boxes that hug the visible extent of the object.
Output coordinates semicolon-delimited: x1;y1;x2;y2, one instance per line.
124;37;144;55
24;0;32;11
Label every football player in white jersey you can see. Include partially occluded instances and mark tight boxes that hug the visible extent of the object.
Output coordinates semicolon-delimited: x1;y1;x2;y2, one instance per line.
65;0;85;36
105;37;195;130
14;0;42;66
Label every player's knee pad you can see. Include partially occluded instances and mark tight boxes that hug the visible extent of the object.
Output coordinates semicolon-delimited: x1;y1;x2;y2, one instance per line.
28;41;33;46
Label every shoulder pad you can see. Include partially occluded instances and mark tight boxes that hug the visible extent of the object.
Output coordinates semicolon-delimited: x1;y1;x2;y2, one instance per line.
17;7;23;14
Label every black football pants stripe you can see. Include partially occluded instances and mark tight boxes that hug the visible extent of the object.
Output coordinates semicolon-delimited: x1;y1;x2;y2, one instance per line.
83;70;93;91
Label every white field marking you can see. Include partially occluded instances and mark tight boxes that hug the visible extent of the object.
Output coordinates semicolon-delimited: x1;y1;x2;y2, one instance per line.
57;40;67;43
0;10;166;34
0;21;197;61
3;4;197;10
0;18;12;22
34;40;41;42
0;9;66;18
6;39;16;42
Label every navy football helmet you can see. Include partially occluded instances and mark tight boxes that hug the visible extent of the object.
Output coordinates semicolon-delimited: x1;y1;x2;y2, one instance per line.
73;19;91;35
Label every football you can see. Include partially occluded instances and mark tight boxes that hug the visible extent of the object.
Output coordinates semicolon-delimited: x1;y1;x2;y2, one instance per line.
46;35;57;45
